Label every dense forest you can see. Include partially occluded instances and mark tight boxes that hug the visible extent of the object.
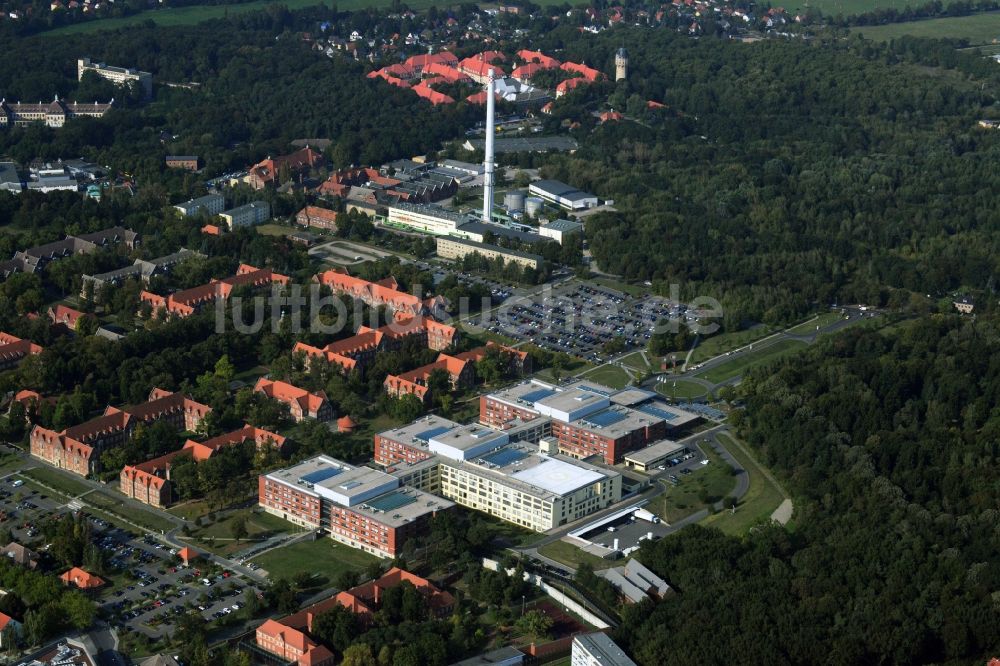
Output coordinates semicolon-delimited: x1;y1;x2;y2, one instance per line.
529;27;1000;326
618;315;1000;664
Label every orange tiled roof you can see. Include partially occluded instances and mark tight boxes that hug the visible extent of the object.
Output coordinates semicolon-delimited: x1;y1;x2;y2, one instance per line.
517;49;560;68
49;304;89;328
60;566;105;589
254;378;328;414
412;83;455;106
556;77;593;95
560;61;603;81
422;62;469;83
404;51;458;70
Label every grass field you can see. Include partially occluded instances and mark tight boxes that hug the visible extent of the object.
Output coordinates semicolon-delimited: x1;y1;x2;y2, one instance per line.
791;0;969;16
190;510;299;556
44;0;570;36
255;223;291;237
537;540;614;571
654;378;709;400
618;350;657;373
695;339;807;384
853;11;1000;43
786;312;843;336
585;277;648;297
651;448;737;523
251;537;376;584
20;467;90;497
702;434;788;535
689;326;775;365
578;364;631;389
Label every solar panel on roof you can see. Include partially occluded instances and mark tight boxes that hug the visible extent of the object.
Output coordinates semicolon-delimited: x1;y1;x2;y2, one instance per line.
480;448;528;467
415;426;452;442
578;384;611;397
637;404;677;421
585;410;627;427
300;467;342;484
521;388;556;403
366;491;417;512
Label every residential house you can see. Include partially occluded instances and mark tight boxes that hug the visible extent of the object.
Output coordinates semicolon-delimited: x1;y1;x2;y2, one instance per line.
245;147;324;190
1;541;39;569
60;567;105;590
295;206;338;231
0;332;43;370
254;378;333;422
0;611;22;649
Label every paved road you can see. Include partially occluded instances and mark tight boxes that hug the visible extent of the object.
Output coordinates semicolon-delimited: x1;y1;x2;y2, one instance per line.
643;307;878;399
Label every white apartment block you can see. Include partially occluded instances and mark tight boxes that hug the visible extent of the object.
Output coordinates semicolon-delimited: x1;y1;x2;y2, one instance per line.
78;58;153;98
220;201;270;230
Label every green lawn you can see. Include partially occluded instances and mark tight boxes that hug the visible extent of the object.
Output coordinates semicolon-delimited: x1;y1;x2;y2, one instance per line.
786;312;843;336
86;492;176;533
702;434;789;535
189;510;300;556
578;364;631;390
618;350;656;373
853;11;1000;43
695;339;807;384
255;223;291;237
251;537;376;584
689;326;775;365
654;378;709;400
584;277;648;297
651;448;738;524
41;0;461;36
537;540;614;571
792;0;970;15
20;467;91;497
0;454;29;476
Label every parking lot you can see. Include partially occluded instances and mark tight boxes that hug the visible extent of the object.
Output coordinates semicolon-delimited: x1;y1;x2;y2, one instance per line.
470;282;688;362
0;474;261;641
98;532;261;639
410;259;515;303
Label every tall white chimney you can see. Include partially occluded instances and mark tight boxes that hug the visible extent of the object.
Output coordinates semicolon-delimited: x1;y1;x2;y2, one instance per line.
482;68;496;224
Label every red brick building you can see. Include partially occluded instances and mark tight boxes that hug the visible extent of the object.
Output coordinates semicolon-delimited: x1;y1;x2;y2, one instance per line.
293;314;457;374
140;264;289;318
295;206;338;231
259;456;452;558
30;388;211;477
0;332;43;370
254;378;333;422
120;425;285;507
165;156;199;171
255;567;453;664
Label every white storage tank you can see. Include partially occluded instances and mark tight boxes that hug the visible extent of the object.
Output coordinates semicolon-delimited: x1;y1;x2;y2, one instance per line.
504;190;526;212
524;196;544;217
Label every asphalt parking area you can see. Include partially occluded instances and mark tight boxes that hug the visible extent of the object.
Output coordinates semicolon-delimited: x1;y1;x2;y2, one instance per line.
471;282;689;361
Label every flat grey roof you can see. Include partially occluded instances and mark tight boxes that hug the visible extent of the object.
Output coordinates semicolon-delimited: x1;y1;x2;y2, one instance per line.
569;405;664;439
464;136;578;154
449;646;524;666
222;201;268;216
455;222;547;244
438;236;543;262
377;414;462;451
573;633;637;666
390;201;473;224
543;218;584;232
622;439;687;465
